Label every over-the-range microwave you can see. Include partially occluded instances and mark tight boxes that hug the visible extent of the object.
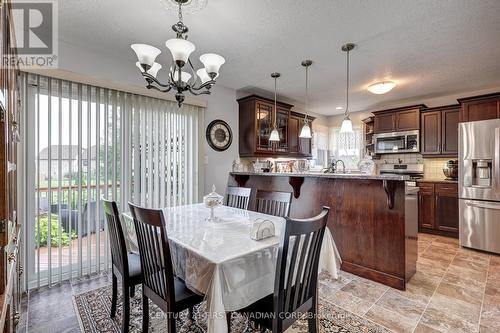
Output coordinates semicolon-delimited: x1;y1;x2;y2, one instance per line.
373;130;419;154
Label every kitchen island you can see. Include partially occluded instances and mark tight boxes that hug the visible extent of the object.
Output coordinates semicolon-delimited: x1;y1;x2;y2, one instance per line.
228;172;417;290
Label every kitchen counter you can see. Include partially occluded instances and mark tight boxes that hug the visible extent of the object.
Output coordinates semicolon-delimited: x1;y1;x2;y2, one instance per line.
417;178;458;184
228;171;417;290
230;171;409;181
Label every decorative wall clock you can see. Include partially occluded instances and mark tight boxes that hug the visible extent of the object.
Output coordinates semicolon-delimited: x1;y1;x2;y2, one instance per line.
206;119;232;151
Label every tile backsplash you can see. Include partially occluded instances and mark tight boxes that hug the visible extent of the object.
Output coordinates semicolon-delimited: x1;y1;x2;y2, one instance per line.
376;154;456;179
375;153;423;165
423;158;455;179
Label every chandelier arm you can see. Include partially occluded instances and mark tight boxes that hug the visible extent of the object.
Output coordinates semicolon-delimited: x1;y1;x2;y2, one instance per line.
190;80;215;91
147;84;173;93
187;86;211;96
142;73;171;88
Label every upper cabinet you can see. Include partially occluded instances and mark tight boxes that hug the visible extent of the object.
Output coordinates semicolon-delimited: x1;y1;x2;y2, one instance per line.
421;105;459;157
373;105;425;133
458;93;500;122
238;95;313;158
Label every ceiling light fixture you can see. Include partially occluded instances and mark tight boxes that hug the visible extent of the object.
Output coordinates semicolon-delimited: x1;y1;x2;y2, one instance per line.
161;0;208;13
269;73;281;142
367;81;396;94
131;0;225;107
340;43;355;133
299;60;313;139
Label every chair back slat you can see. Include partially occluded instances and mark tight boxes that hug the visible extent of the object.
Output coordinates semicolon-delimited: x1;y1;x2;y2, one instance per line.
129;203;175;306
255;190;292;217
226;187;251;210
102;198;128;277
273;207;330;328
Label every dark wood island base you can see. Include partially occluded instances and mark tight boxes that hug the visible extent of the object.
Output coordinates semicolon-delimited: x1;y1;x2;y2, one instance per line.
229;172;417;290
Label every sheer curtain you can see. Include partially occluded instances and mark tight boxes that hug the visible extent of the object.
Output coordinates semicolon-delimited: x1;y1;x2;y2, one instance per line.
329;126;363;170
19;73;203;289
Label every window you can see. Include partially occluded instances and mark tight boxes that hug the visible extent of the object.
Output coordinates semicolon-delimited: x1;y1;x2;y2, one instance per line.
20;73;203;289
329;126;363;170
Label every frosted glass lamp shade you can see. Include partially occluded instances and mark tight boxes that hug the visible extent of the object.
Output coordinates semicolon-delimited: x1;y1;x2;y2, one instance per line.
299;123;312;138
131;44;161;67
340;115;353;133
172;71;192;83
200;53;225;76
367;81;396;94
136;62;162;78
165;38;195;65
196;68;218;84
269;128;280;142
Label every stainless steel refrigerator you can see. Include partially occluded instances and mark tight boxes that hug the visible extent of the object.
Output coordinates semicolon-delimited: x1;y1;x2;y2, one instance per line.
459;118;500;254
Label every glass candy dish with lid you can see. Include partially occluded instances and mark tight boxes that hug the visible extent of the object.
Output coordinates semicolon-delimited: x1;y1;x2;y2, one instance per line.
204;185;223;222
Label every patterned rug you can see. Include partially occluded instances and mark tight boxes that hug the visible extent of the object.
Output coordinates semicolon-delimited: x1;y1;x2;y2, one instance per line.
73;285;390;333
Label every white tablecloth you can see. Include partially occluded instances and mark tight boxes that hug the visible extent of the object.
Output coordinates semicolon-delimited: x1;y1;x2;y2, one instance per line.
122;203;341;333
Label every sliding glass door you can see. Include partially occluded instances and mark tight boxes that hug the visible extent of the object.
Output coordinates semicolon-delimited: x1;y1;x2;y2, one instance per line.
20;73;203;289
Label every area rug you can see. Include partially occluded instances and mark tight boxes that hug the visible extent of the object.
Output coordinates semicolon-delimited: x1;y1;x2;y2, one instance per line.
73;285;390;333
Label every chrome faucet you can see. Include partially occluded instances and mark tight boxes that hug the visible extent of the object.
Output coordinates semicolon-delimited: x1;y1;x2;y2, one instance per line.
323;158;346;173
335;159;346;173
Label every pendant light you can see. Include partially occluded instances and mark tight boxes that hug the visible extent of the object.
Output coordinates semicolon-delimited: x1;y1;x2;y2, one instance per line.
269;72;281;142
340;43;355;133
299;60;313;139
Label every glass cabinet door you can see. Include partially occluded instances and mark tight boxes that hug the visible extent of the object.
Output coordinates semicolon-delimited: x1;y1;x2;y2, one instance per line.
276;107;289;152
256;102;273;152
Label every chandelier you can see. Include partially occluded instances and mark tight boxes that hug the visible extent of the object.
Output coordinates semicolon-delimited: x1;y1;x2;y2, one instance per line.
131;0;225;107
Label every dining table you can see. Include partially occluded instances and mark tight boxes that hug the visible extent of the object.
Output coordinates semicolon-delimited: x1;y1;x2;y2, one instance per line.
122;203;341;333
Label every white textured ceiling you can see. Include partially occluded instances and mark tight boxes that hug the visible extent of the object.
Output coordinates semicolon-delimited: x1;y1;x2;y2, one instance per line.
57;0;500;115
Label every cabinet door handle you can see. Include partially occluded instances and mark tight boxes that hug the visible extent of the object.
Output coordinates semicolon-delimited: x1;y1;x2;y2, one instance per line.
494;127;500;194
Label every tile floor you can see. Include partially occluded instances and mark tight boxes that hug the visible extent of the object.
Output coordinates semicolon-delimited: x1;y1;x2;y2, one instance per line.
319;234;500;333
20;234;500;333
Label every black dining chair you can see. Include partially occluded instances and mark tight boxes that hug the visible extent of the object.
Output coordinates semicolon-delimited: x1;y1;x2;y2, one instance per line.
102;198;142;333
255;190;292;217
226;186;252;210
128;202;204;333
237;207;330;333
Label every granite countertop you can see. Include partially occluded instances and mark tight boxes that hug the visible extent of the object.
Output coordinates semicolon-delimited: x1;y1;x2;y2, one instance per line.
417;178;459;184
230;171;409;181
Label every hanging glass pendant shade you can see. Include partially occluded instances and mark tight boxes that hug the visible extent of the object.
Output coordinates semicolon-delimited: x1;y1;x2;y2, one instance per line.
340;114;353;133
269;128;280;141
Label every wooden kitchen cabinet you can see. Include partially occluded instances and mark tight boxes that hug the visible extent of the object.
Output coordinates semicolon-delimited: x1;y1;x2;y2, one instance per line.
421;105;459;157
418;183;435;229
373;105;425;134
373;112;396;133
238;95;313;158
421;111;441;156
418;182;458;238
435;184;459;234
458;93;500;122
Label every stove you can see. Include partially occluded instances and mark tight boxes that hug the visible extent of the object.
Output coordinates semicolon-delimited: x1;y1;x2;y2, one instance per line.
379;163;424;182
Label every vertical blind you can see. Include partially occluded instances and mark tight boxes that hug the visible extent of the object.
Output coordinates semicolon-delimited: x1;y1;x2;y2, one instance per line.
19;73;203;289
